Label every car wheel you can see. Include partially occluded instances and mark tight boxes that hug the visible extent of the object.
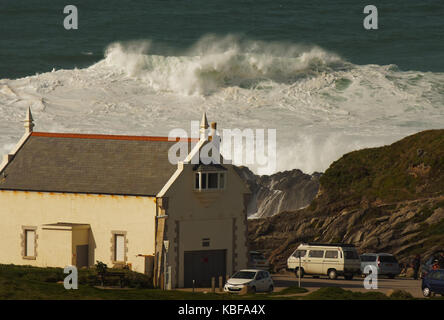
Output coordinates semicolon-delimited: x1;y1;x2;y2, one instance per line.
250;286;256;294
268;285;274;293
328;269;337;280
423;287;431;297
295;268;304;278
344;274;353;280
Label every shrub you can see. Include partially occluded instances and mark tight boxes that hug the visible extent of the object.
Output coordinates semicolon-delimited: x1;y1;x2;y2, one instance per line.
388;290;414;300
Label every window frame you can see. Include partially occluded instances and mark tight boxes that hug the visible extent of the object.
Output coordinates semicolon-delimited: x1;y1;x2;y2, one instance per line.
194;171;226;191
22;226;37;260
308;250;325;258
325;250;339;259
293;249;307;258
111;231;127;264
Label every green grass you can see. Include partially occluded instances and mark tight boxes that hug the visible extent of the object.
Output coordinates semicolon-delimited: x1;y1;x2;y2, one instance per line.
302;287;389;300
1;265;441;300
269;286;308;295
0;264;303;300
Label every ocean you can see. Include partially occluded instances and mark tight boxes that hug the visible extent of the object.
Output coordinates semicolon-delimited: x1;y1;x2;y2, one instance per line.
1;0;443;173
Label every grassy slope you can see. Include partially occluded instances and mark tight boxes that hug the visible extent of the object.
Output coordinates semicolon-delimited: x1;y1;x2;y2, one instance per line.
318;129;444;205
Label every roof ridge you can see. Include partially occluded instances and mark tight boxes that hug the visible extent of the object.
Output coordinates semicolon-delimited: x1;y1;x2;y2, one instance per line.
31;132;199;142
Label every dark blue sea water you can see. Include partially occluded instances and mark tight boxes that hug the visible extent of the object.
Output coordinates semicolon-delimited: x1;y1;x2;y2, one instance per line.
1;0;443;79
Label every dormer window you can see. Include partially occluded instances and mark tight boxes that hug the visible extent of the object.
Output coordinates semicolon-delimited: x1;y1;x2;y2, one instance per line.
193;163;227;191
194;172;225;190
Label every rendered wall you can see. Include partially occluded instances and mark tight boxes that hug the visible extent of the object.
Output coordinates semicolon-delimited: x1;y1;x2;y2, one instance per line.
161;164;250;288
0;191;156;273
40;227;72;268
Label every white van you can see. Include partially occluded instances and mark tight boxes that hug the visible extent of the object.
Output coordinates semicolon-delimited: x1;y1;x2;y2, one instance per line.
287;243;361;280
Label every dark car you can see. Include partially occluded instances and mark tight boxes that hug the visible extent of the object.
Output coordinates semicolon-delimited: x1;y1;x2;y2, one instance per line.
421;250;444;278
422;269;444;297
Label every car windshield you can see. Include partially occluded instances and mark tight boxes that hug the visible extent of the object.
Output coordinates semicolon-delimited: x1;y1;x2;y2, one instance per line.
379;255;397;263
292;250;306;258
231;271;256;279
344;250;359;259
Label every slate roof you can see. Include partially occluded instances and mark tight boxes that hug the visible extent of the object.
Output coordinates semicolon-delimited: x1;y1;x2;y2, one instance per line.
0;132;196;196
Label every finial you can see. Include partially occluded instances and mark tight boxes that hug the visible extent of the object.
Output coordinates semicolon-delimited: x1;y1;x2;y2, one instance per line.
200;112;209;129
24;107;34;133
199;112;209;140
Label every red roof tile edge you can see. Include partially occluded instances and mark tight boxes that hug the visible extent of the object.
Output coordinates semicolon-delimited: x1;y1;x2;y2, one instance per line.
31;132;199;142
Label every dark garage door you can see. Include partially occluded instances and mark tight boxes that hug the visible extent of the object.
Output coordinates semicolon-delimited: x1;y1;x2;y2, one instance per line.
184;250;226;288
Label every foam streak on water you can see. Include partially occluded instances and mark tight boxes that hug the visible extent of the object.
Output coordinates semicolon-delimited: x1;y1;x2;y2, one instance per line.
1;36;443;174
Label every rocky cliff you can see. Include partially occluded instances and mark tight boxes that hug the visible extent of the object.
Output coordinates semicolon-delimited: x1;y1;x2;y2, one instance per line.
248;129;444;271
235;166;320;219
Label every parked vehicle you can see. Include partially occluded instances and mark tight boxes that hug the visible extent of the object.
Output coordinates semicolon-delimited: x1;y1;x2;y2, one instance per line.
247;251;270;271
421;250;444;278
422;269;444;297
287;243;361;280
224;269;274;293
360;253;401;279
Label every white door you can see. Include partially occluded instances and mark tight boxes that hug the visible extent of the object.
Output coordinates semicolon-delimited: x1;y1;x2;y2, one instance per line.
323;250;340;274
306;250;325;274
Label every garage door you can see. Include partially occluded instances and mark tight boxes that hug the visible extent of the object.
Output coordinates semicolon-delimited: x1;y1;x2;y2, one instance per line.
184;250;226;288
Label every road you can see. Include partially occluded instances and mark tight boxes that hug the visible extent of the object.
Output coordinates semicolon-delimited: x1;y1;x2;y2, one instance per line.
272;273;424;298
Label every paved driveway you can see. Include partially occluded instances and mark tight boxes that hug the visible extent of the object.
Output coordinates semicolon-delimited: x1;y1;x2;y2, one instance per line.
273;273;424;298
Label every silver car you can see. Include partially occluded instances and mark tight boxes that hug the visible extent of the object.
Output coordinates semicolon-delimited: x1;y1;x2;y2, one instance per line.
360;253;400;279
224;269;274;293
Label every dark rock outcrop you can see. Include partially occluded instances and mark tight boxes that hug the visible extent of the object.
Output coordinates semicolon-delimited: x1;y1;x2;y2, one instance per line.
248;129;444;271
235;166;320;219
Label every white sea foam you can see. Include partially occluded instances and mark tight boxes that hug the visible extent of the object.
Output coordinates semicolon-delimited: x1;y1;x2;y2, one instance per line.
0;36;443;174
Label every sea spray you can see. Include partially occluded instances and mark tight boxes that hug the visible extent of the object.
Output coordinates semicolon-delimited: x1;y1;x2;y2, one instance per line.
1;36;443;174
100;35;345;95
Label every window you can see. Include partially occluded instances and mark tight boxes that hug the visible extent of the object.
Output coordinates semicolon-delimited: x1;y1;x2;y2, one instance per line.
430;272;442;280
208;173;218;188
115;235;125;262
232;271;256;279
111;231;127;263
202;238;210;247
201;173;207;189
361;255;377;262
325;250;339;259
22;226;37;259
195;173;199;189
292;250;307;258
194;172;225;190
379;255;398;263
25;230;36;257
308;250;324;258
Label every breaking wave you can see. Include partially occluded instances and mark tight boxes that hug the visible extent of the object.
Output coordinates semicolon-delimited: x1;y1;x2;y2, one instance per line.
96;35;346;95
1;35;443;174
